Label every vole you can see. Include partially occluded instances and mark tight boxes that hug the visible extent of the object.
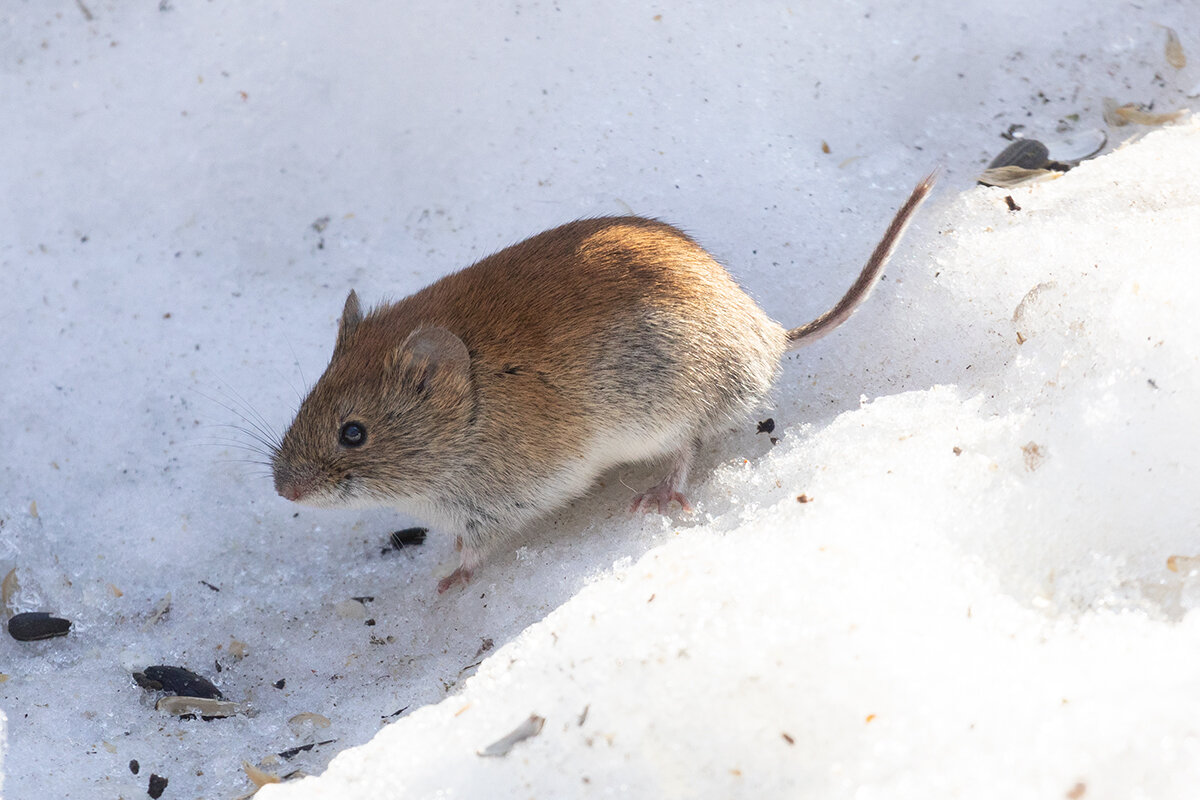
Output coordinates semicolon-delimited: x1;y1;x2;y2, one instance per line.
272;174;934;592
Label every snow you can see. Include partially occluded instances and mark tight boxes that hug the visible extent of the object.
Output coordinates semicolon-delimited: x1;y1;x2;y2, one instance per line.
1;1;1198;798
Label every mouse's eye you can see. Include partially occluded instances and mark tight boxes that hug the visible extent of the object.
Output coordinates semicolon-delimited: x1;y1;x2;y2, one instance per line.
339;421;367;448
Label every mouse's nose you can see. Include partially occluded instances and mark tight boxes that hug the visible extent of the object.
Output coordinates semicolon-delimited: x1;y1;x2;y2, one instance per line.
273;462;318;504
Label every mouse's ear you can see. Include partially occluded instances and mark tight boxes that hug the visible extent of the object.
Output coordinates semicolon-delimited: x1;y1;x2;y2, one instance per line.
335;290;363;352
391;327;472;397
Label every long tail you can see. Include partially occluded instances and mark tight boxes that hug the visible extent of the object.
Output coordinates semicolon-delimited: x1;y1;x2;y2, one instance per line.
785;170;937;347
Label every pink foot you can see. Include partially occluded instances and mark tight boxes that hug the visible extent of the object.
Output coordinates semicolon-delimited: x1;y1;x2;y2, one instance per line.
630;447;696;514
437;565;473;594
437;539;482;594
630;485;693;514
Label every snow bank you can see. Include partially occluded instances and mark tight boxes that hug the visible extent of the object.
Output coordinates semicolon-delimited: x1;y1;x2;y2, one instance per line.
264;119;1200;800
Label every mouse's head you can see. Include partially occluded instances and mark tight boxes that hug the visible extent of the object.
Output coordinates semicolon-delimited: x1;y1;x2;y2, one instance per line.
272;291;476;508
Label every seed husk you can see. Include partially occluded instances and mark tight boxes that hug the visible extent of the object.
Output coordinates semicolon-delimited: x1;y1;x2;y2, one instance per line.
977;166;1057;188
156;696;241;718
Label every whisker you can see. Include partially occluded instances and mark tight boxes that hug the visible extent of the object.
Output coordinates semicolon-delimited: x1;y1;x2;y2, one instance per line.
196;432;276;463
224;458;274;468
206;423;279;454
226;382;283;440
284;336;309;403
191;437;275;459
196;383;283;451
193;398;275;452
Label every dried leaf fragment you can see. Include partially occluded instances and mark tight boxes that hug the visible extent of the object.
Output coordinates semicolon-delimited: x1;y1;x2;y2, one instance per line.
1164;27;1186;69
477;714;546;757
1106;100;1188;127
287;712;332;734
142;592;171;630
1167;554;1200;573
243;760;282;788
2;568;19;618
1022;441;1046;472
1012;281;1059;324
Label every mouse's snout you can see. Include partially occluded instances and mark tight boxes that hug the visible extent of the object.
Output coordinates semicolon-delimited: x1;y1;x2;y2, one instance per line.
272;457;322;505
278;482;304;502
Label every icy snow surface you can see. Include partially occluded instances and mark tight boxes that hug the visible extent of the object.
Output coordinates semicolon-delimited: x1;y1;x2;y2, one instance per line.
2;2;1199;798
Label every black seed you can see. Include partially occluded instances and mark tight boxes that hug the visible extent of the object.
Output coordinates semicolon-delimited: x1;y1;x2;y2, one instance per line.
389;528;428;548
7;612;71;641
132;672;162;691
987;139;1049;170
148;773;168;798
273;679;286;689
136;666;222;699
756;418;776;434
129;759;140;775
